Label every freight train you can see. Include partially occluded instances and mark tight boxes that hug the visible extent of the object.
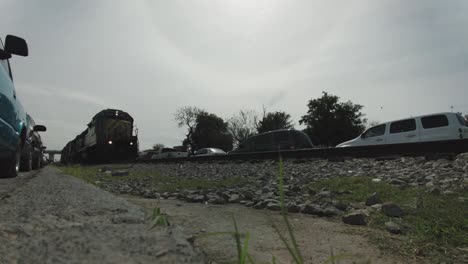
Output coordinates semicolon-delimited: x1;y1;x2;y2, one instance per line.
61;109;138;163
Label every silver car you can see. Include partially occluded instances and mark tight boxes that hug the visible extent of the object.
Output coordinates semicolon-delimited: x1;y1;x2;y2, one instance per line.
194;148;227;156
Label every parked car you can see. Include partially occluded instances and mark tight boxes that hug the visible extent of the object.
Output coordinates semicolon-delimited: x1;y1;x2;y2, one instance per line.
151;148;188;159
194;148;227;156
229;129;314;154
0;35;29;178
138;149;159;161
336;112;468;147
19;114;46;171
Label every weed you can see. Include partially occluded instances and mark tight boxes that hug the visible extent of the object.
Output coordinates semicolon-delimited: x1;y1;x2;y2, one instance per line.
149;207;170;228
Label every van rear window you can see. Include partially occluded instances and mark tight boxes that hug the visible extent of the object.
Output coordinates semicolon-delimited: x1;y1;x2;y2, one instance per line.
421;115;449;129
390;119;416;134
457;115;468;127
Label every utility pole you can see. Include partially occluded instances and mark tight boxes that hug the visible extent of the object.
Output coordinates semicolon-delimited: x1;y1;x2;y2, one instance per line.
450;105;454;112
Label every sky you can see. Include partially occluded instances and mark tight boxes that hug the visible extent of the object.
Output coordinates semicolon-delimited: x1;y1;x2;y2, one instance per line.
1;0;468;151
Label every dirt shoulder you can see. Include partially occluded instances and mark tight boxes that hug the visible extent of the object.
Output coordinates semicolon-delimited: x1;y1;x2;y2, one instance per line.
127;197;404;264
0;167;205;264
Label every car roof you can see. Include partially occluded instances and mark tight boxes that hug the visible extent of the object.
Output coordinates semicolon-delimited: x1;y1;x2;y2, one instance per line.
370;112;456;128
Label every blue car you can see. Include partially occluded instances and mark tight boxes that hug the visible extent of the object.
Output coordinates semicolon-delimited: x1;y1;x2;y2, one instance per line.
0;35;29;177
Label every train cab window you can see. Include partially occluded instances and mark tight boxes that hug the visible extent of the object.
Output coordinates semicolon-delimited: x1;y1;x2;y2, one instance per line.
390;119;416;134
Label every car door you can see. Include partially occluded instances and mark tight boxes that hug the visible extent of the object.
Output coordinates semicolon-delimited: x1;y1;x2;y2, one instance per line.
386;118;419;144
0;44;18;152
273;131;292;150
360;124;387;146
254;133;273;152
419;114;453;141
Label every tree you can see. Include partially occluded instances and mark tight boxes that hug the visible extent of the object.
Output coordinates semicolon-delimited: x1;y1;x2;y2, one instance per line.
227;110;259;147
152;143;165;152
299;92;367;146
192;112;233;151
367;120;380;128
257;111;294;134
174;106;204;152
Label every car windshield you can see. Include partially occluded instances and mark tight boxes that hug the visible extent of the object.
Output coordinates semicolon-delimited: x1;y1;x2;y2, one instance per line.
456;114;468;127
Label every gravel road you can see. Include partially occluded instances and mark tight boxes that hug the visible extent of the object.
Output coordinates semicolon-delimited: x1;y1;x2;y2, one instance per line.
0;167;205;264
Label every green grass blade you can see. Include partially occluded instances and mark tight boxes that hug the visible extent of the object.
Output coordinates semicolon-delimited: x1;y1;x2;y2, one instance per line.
233;217;242;263
240;232;250;264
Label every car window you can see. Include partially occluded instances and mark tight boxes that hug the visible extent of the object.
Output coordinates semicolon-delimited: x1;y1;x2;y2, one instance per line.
456;114;468;127
273;131;289;143
254;134;270;145
421;115;449;129
390;119;416;134
363;124;386;138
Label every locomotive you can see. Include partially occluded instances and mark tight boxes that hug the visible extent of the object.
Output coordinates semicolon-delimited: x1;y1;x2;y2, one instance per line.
61;109;138;163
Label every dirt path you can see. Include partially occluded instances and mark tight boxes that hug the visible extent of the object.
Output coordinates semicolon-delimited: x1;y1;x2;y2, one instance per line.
127;197;405;264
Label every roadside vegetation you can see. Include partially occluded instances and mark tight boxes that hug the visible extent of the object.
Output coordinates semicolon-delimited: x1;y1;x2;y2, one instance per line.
308;176;468;262
58;163;467;263
59;165;253;193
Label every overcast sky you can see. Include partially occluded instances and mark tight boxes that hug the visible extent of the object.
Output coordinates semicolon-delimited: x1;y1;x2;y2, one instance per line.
2;0;468;151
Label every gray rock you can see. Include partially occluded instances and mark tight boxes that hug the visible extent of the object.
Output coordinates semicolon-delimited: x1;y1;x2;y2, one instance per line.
342;212;367;225
112;170;129;177
332;200;348;211
365;192;382;206
243;190;255;200
287;203;301;213
385;221;402;234
302;204;323;215
266;202;282;211
253;201;266;209
381;203;404;217
228;194;240;203
426;186;441;195
389;179;407;185
321;206;341;217
187;195;205;203
316;191;333;199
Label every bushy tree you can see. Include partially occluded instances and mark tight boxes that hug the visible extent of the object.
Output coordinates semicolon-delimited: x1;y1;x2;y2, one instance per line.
152;143;165;152
192;112;233;151
174;106;204;152
257;111;294;134
299;92;366;146
227;110;259;147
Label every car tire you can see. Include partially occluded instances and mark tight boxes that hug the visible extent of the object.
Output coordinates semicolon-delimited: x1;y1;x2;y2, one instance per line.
32;153;41;170
0;143;21;178
20;143;33;172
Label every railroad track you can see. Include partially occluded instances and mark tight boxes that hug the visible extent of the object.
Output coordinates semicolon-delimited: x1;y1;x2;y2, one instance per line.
139;139;468;163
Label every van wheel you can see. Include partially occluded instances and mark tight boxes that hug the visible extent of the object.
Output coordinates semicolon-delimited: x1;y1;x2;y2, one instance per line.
20;143;33;172
0;143;21;178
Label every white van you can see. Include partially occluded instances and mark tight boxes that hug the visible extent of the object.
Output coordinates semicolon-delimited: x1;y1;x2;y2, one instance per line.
336;112;468;147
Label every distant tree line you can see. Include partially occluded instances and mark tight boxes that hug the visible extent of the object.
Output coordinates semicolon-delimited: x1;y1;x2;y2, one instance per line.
168;92;367;152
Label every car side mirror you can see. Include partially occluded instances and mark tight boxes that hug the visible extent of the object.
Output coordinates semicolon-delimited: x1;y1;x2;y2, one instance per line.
34;125;46;132
4;35;29;56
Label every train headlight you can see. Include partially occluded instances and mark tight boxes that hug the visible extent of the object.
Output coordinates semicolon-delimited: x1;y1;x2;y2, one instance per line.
108;140;113;145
